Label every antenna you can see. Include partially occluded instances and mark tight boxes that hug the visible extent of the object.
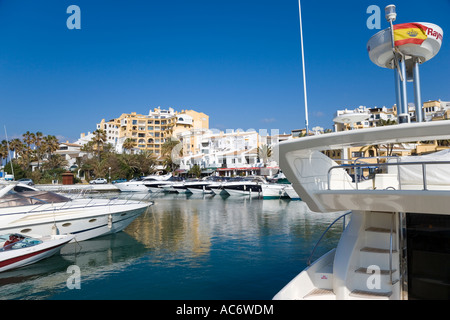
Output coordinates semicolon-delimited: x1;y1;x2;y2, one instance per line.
298;0;309;135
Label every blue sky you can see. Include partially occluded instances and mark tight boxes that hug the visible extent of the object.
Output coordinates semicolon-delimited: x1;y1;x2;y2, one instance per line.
0;0;449;142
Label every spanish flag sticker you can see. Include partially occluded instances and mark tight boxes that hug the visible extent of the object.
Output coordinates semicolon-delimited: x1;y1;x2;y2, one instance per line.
393;23;428;46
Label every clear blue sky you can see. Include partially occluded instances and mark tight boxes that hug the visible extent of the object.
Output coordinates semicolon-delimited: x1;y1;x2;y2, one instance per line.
0;0;449;142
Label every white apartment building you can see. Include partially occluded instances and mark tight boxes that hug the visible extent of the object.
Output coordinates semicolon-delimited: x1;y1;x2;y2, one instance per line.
334;105;397;131
176;129;279;176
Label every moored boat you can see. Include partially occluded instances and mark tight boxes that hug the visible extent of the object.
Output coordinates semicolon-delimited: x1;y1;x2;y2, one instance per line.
0;233;74;272
260;183;288;199
273;4;448;300
223;177;265;196
0;182;153;242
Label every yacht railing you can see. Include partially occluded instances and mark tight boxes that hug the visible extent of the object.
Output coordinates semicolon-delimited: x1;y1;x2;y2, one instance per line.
389;212;394;284
19;192;154;215
307;211;351;266
327;160;450;191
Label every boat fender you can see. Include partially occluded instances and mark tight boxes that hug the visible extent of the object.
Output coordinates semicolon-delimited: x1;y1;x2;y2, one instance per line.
108;214;113;229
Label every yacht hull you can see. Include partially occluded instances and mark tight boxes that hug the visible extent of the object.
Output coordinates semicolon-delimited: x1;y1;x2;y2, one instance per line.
0;199;152;242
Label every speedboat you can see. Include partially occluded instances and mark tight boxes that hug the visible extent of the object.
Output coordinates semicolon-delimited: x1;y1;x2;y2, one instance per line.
0;233;74;272
0;182;153;242
186;181;214;194
261;183;288;199
283;185;301;200
115;173;172;192
223;177;266;196
160;177;185;193
186;176;224;194
273;120;450;300
144;176;183;193
208;177;230;195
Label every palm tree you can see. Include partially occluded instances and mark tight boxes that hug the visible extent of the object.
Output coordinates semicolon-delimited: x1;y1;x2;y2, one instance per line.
92;129;107;160
32;131;44;171
122;138;136;154
257;144;272;167
21;131;35;170
9;138;23;160
189;164;202;178
42;135;60;165
0;140;8;167
161;137;182;173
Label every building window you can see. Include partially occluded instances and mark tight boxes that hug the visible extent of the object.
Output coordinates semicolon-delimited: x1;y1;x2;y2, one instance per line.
351;151;363;158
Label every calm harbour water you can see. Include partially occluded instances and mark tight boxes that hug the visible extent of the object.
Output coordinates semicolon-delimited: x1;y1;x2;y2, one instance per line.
0;193;346;300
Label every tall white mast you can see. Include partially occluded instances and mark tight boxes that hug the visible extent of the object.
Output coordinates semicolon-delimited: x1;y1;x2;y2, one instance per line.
298;0;309;135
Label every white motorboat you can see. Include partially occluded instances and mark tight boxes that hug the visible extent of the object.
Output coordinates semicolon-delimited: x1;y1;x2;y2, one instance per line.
223;177;265;196
115;173;172;192
186;181;214;194
260;183;288;199
160;177;185;193
284;185;301;200
0;233;74;272
0;183;153;242
185;177;225;194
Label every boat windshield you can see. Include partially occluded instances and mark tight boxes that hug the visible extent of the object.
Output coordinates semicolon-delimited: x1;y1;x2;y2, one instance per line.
0;185;71;208
0;234;42;251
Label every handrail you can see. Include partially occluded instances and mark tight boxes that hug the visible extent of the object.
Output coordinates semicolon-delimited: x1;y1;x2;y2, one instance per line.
327;160;450;191
307;211;352;266
389;213;394;284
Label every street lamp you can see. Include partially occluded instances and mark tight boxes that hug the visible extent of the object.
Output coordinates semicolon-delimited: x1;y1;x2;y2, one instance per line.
108;167;111;183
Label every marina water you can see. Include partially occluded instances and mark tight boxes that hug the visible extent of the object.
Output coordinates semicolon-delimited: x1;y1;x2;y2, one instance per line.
0;193;345;300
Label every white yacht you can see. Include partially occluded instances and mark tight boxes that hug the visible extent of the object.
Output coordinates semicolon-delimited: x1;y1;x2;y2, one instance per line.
187;176;226;194
0;182;153;242
273;121;450;300
260;183;287;199
223;177;266;197
274;5;447;300
115;173;172;192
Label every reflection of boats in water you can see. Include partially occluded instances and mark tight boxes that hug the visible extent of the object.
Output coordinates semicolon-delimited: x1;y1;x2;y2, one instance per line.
0;233;74;272
0;182;153;242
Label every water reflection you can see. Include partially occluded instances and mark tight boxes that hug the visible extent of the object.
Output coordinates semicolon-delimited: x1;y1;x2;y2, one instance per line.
0;193;346;299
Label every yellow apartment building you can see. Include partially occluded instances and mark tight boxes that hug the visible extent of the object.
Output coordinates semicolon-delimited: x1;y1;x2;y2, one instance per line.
96;107;209;155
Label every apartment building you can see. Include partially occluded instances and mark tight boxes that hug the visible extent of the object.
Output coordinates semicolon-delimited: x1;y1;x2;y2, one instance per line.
94;107;209;155
333;105;397;131
176;129;281;176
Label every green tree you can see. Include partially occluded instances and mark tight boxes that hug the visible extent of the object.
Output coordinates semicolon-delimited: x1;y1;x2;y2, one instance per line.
188;164;202;178
92;129;107;160
122;138;136;154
